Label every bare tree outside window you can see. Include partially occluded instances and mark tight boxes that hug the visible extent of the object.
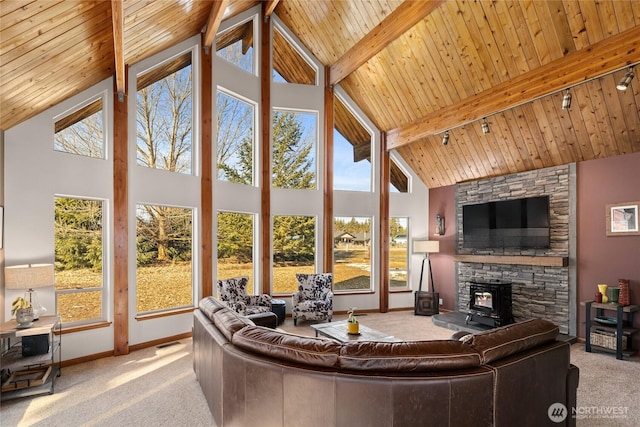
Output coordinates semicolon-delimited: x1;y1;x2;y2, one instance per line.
216;91;255;184
136;56;193;174
136;204;193;313
134;52;195;314
54;98;104;159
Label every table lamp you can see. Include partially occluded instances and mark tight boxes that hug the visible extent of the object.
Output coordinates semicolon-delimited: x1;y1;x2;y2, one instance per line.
5;263;54;320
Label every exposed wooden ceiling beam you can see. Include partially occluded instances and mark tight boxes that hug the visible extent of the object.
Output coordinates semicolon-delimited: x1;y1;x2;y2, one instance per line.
203;0;230;50
329;0;443;86
264;0;280;18
111;0;125;100
387;25;640;151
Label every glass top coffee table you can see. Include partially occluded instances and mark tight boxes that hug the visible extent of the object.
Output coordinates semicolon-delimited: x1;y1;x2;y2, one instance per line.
310;320;399;343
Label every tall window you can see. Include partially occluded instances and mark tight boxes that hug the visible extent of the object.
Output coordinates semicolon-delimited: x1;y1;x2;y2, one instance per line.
389;217;409;289
333;96;372;191
272;109;317;189
216;90;255;185
217;211;255;293
54;197;104;324
333;216;372;292
136;204;193;314
136;52;193;174
272;215;315;294
54;98;105;159
216;19;255;75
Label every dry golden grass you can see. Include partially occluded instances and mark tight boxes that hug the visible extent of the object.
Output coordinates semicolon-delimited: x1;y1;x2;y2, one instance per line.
55;248;409;322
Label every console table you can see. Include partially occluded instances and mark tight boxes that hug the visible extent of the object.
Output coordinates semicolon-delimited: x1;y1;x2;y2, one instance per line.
583;301;638;360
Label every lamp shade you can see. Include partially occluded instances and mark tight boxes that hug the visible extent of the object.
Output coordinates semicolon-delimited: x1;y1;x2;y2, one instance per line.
413;240;439;254
5;264;55;290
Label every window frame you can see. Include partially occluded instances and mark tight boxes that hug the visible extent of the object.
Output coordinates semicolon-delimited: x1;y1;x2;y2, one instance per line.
135;202;197;316
53;94;107;160
134;48;197;176
215;87;259;186
54;195;109;327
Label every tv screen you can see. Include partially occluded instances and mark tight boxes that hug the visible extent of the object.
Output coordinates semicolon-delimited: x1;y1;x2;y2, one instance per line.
463;196;550;249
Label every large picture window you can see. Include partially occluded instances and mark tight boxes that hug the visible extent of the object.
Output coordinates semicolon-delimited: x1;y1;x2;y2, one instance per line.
217;211;255;293
333;216;372;292
54;197;104;324
136;52;193;175
272;215;315;294
136;204;194;314
272;109;317;189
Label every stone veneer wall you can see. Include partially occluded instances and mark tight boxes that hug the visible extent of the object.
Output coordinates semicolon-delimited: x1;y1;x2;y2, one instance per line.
455;165;575;334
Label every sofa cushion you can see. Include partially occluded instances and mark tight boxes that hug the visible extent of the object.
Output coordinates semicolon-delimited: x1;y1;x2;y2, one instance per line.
213;308;254;342
461;318;559;364
199;297;225;321
339;340;482;372
232;325;342;368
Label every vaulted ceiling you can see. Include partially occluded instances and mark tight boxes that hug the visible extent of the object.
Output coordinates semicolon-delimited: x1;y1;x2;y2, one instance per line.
1;0;639;188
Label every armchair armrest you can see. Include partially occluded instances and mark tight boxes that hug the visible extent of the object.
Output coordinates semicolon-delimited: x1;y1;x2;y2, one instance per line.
247;294;272;307
225;300;247;315
292;292;302;305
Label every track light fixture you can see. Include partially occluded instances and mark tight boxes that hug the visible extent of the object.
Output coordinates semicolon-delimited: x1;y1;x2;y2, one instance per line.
616;67;635;91
561;89;572;110
481;118;490;135
441;131;449;146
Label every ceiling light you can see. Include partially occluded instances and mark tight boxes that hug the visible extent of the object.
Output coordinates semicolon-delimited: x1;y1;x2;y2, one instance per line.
616;67;634;91
481;119;490;135
561;89;572;110
441;131;449;146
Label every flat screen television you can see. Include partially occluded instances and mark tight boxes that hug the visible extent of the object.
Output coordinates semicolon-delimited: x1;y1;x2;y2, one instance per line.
462;196;550;249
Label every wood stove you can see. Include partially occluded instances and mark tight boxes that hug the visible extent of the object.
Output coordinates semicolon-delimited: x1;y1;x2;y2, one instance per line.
465;279;514;328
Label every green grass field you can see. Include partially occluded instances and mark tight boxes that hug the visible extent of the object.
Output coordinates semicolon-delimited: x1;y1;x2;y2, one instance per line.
55;247;408;323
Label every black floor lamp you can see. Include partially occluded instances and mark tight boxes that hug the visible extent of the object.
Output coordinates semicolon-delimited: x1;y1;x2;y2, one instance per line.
413;240;440;316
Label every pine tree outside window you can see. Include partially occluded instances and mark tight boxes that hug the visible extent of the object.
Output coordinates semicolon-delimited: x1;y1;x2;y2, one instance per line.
54;197;105;325
272;109;317;190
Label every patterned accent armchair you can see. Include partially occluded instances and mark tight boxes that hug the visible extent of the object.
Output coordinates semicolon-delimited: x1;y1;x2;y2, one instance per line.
292;273;333;326
217;276;272;316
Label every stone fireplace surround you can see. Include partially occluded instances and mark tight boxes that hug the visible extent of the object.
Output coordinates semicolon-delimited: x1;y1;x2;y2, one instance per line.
454;164;576;335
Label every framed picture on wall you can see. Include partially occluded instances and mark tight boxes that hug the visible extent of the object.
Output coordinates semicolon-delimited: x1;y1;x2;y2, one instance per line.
606;201;639;236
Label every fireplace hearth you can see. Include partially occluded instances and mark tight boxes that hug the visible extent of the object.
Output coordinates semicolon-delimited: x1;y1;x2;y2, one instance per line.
465;279;514;328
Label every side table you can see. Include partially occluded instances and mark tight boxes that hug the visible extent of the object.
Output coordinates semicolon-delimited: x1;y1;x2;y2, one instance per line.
1;315;62;400
271;299;286;325
583;301;638;360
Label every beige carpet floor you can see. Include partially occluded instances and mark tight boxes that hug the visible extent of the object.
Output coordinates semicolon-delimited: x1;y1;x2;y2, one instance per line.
1;310;638;426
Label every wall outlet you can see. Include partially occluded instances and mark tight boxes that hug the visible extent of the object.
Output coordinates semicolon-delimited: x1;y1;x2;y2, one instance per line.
439;298;443;306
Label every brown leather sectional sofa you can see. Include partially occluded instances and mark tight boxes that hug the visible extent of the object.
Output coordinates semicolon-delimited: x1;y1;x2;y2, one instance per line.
193;297;579;427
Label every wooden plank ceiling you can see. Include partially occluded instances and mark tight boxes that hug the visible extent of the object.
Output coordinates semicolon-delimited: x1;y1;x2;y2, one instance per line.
2;0;639;188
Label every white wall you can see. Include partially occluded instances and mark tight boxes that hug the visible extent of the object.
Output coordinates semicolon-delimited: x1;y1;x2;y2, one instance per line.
4;79;116;360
